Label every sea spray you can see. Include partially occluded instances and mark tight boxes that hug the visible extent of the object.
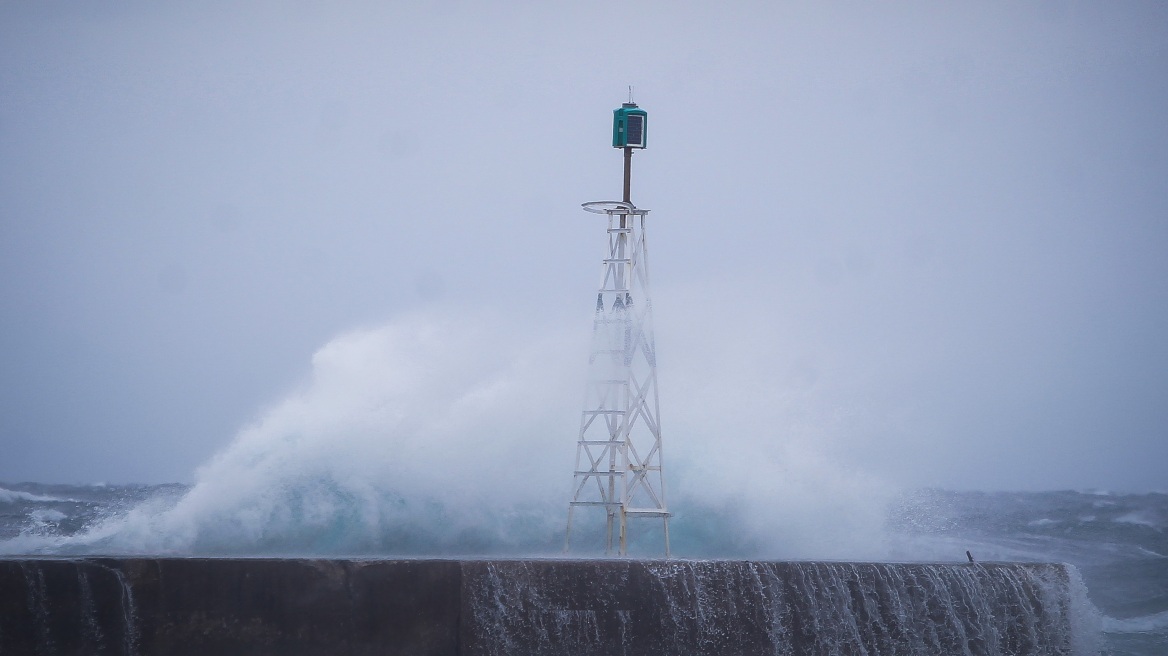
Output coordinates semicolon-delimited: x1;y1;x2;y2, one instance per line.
1;309;897;559
1065;565;1103;656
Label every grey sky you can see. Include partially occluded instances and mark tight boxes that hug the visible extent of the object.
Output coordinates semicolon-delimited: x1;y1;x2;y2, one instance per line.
2;1;1166;491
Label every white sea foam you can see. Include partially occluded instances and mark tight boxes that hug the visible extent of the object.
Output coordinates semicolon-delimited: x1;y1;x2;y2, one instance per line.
1134;546;1166;558
1;308;894;558
1114;512;1160;529
0;488;66;504
1064;565;1104;656
29;509;66;524
1103;610;1168;634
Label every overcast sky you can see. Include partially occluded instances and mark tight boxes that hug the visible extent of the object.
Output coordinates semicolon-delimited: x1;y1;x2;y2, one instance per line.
2;1;1166;492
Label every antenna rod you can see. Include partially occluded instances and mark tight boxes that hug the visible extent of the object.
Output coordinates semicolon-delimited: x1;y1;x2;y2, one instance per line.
623;147;632;204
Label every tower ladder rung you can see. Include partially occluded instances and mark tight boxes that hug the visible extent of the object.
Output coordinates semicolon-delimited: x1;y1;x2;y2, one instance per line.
569;501;622;507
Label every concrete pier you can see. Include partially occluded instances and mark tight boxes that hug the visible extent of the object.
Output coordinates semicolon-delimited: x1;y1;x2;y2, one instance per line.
0;558;1081;655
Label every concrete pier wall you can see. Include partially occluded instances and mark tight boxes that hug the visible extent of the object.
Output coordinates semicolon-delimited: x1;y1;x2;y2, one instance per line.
0;558;1080;655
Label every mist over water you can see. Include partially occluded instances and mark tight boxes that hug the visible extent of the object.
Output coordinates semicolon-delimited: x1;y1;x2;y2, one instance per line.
0;307;895;559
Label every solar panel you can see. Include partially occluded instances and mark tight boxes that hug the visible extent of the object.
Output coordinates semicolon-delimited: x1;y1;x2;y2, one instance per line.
626;115;644;146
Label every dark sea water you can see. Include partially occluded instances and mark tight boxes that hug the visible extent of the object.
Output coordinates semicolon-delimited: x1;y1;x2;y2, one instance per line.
1;483;1164;655
888;489;1168;656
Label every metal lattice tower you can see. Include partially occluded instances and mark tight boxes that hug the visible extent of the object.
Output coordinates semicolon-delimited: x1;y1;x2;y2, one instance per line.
565;99;670;557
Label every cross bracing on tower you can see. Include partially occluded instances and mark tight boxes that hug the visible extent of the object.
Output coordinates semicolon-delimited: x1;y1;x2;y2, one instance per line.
565;99;670;557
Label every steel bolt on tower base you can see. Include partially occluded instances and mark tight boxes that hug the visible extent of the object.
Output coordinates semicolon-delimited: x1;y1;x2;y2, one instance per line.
565;200;670;557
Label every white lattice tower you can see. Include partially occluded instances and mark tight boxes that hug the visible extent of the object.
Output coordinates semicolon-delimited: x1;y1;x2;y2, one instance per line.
565;200;670;557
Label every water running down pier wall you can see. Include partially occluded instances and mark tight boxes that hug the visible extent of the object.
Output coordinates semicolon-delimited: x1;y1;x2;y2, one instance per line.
0;558;1086;655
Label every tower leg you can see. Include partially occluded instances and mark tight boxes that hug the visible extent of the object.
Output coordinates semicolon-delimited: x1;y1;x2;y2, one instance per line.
619;508;628;556
605;509;615;555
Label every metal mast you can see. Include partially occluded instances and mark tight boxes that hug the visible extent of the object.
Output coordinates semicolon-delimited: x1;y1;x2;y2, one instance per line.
565;100;670;557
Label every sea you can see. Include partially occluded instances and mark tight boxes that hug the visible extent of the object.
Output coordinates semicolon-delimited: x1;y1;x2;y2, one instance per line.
1;483;1163;655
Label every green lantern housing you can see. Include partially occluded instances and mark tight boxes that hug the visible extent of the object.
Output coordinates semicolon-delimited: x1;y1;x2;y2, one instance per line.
612;102;648;149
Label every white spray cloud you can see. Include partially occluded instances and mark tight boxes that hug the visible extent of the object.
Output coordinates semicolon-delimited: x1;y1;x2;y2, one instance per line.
4;305;899;558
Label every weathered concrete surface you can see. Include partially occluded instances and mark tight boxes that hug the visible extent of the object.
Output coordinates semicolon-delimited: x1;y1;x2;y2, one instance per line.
1;558;461;656
0;558;1080;655
458;560;1078;656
